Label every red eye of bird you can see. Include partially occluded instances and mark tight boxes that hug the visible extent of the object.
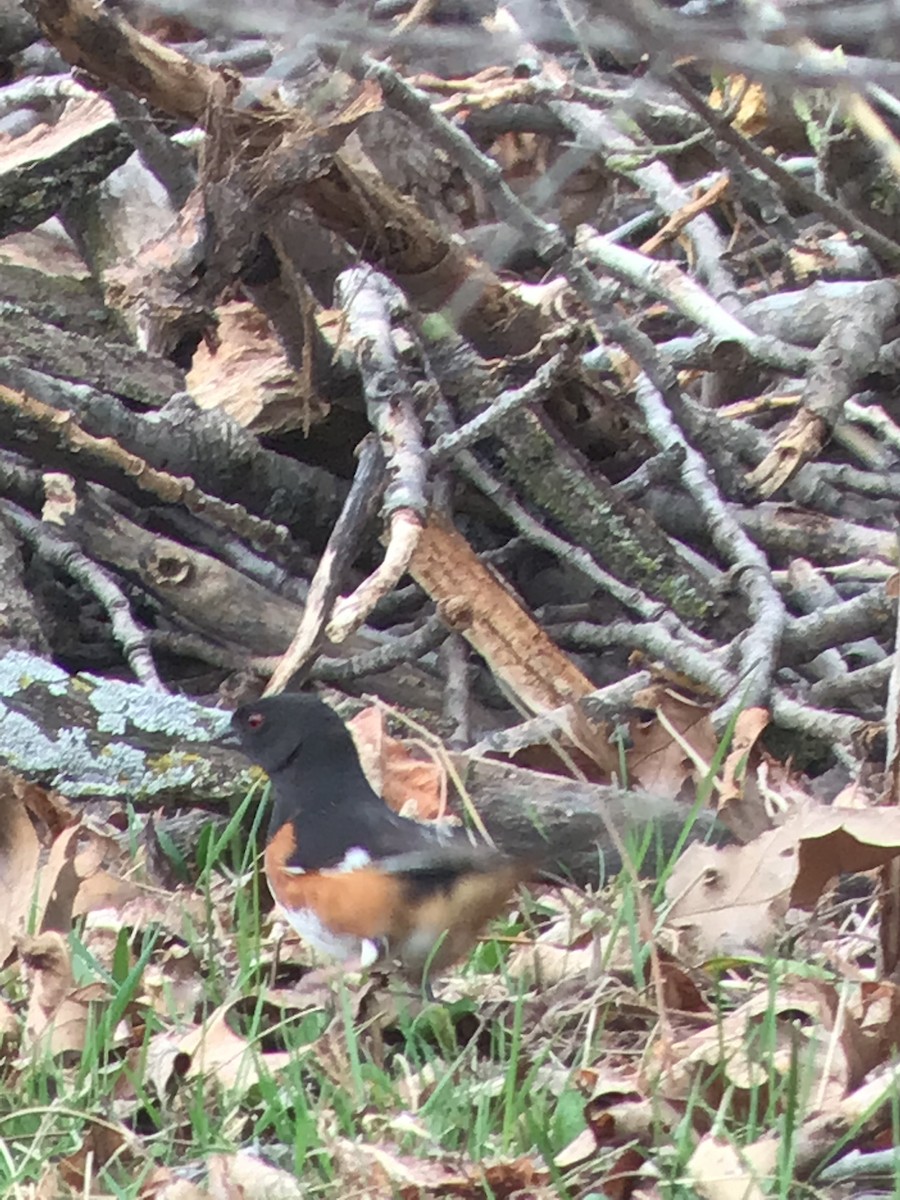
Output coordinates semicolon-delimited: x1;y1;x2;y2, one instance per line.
246;712;266;730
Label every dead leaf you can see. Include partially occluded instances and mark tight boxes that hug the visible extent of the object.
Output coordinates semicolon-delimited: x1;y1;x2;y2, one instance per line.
717;708;772;840
657;954;711;1013
35;825;83;934
585;1078;680;1147
20;931;106;1058
577;1071;684;1197
144;944;206;1021
73;870;142;917
575;1095;649;1200
507;936;592;985
140;1165;211;1200
207;1151;305;1200
178;998;296;1092
26;819;140;936
56;1120;141;1191
30;1164;76;1200
118;889;210;938
708;75;769;137
507;901;593;983
348;705;386;790
627;686;718;794
789;807;900;908
16;776;76;841
349;706;446;820
112;1032;191;1118
655;978;854;1111
0;771;42;965
665;829;798;958
179;1015;286;1094
0;996;19;1046
686;1135;773;1200
554;1125;596;1168
666;801;900;957
329;1138;551;1198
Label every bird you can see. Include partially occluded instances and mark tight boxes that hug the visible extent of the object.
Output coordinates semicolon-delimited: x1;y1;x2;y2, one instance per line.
230;692;536;987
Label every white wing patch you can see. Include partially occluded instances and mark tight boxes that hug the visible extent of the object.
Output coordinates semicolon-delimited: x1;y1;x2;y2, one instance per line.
332;846;372;873
279;845;370;877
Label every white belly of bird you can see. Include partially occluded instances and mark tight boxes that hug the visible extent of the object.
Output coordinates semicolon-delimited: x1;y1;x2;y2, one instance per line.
281;902;380;966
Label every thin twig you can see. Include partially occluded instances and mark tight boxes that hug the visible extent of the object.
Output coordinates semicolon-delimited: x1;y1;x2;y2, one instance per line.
430;350;570;459
3;499;165;692
669;70;900;268
265;435;385;695
327;268;429;644
313;613;447;683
